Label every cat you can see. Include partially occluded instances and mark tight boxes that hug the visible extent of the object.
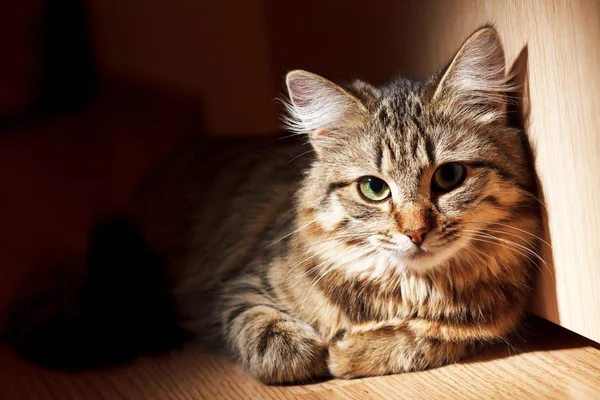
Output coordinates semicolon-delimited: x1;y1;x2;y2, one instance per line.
8;26;541;384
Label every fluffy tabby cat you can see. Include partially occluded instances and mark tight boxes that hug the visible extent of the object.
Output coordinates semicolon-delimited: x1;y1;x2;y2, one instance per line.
9;27;541;384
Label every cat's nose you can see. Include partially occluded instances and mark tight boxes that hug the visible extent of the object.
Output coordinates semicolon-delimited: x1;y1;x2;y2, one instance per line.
404;225;429;245
398;204;431;245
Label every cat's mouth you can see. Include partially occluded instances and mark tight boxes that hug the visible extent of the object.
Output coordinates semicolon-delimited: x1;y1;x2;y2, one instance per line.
379;236;462;271
373;235;436;259
384;242;432;260
371;235;460;271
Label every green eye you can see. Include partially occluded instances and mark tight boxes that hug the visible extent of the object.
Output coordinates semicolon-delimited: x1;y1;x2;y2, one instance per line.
358;176;391;202
432;163;467;192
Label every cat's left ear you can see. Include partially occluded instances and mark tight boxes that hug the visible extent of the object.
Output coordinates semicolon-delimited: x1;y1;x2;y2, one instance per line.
432;27;512;123
285;70;369;154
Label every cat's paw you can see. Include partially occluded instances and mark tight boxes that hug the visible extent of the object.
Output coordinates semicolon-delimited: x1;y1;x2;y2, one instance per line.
327;329;398;379
328;328;452;379
239;318;328;384
327;334;365;379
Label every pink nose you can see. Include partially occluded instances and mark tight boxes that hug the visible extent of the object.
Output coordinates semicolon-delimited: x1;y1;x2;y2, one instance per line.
404;226;429;245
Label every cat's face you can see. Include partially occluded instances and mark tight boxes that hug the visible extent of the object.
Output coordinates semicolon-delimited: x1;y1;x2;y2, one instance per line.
287;28;539;274
300;101;532;273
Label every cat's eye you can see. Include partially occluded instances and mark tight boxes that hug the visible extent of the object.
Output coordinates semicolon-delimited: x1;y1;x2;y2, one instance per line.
358;176;391;202
432;163;466;192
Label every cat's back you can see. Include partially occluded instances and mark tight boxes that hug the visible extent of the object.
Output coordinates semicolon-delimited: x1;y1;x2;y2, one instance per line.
132;135;309;281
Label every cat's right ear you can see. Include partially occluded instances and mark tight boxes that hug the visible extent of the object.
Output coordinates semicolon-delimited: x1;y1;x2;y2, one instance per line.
431;27;512;123
285;70;368;154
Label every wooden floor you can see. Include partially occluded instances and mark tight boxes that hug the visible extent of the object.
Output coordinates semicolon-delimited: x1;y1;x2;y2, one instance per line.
1;317;599;400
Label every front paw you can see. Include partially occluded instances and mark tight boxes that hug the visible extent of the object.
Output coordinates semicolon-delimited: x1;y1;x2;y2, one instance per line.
328;335;368;379
328;328;462;379
237;318;328;384
327;328;405;379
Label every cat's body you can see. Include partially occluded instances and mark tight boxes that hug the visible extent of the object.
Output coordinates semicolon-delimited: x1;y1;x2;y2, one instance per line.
9;27;542;384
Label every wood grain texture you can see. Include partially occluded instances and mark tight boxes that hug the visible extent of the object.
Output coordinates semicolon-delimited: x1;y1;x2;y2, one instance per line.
1;318;599;400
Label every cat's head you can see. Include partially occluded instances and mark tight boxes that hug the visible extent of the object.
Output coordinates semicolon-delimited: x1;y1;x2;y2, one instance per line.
285;27;540;276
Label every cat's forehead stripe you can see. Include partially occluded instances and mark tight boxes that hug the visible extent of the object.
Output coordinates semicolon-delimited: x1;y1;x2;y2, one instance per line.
424;135;436;166
374;138;384;172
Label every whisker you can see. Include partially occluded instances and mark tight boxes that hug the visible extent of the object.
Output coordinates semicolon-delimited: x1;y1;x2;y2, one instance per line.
457;234;539;268
287;148;315;164
461;220;552;248
281;252;321;281
278;132;309;140
460;246;502;284
518;190;548;211
460;245;489;266
461;229;547;264
263;219;316;249
284;246;359;284
456;234;551;275
281;232;376;284
481;228;537;248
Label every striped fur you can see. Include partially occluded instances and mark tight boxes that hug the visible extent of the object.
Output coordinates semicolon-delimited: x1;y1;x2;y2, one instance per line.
10;27;541;384
147;27;540;383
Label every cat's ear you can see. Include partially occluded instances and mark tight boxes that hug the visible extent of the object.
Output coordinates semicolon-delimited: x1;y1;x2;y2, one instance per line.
432;27;512;123
285;70;368;153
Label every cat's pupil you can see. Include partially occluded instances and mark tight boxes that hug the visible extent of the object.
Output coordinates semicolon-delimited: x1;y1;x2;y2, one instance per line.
369;179;384;193
440;165;456;182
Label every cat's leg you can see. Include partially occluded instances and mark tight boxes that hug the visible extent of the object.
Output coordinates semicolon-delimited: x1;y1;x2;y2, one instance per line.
220;281;328;384
328;325;471;379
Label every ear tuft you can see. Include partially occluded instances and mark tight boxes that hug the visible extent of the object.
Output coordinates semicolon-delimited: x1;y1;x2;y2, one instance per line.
284;70;368;152
433;27;514;123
